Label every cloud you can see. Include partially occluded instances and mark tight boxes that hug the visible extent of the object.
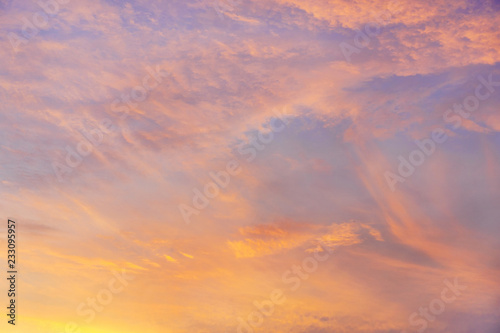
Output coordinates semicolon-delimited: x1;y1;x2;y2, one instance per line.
0;0;499;332
227;220;383;257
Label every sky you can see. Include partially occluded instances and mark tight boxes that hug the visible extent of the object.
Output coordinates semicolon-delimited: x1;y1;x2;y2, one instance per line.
0;0;500;332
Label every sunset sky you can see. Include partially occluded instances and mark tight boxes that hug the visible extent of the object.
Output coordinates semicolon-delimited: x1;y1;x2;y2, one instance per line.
1;0;500;332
